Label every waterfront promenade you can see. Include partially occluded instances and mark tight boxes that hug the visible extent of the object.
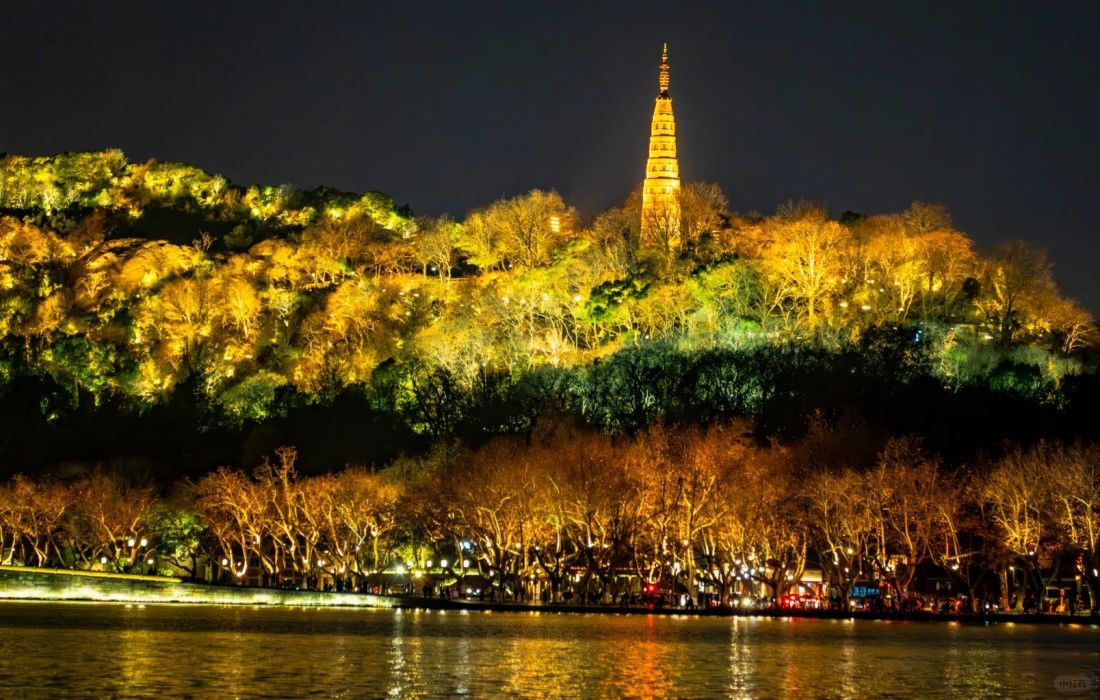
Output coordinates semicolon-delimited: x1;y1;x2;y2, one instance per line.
5;566;1098;627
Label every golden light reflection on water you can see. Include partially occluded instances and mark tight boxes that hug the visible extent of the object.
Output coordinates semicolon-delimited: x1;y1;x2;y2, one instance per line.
727;616;758;698
835;618;860;699
1;603;1098;698
601;614;676;698
500;627;575;696
116;626;160;692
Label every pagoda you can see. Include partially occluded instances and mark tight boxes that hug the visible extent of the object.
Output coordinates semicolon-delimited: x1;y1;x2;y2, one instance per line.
641;43;681;249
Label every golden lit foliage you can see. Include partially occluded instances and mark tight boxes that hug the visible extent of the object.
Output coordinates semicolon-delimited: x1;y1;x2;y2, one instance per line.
0;217;73;267
762;212;851;330
0;152;1093;420
460;190;576;270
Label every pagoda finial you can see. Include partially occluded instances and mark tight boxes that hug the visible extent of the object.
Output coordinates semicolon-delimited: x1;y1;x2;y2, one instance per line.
658;43;670;95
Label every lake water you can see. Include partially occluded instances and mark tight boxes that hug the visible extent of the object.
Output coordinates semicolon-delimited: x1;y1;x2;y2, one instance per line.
0;602;1098;698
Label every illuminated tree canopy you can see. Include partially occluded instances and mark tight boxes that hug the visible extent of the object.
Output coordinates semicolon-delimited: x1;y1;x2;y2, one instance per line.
1;152;1099;609
2;428;1099;614
0;151;1096;466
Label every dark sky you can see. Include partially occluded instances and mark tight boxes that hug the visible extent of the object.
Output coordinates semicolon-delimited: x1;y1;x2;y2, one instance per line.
2;1;1098;309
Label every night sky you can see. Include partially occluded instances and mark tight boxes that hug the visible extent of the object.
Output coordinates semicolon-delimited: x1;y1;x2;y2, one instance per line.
2;2;1098;310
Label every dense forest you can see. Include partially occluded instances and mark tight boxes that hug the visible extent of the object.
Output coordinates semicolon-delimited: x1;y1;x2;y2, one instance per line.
2;150;1099;608
0;151;1097;475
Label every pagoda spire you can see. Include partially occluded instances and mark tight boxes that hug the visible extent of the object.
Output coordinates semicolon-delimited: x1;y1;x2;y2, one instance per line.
659;42;670;95
641;43;681;251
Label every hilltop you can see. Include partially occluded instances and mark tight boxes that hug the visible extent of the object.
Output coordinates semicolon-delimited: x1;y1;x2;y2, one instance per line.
0;151;1096;474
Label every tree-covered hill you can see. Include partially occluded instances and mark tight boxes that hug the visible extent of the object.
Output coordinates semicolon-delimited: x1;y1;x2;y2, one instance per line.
0;151;1096;474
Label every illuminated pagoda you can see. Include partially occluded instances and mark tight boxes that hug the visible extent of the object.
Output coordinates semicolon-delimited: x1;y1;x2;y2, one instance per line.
641;43;681;248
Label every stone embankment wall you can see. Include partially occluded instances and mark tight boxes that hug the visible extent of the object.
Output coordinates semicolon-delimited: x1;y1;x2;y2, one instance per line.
0;566;396;608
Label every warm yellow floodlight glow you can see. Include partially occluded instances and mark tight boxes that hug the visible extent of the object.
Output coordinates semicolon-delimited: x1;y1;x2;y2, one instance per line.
641;42;681;250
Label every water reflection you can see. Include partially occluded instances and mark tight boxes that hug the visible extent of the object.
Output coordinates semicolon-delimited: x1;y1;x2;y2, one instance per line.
0;603;1097;698
603;614;675;698
388;609;409;697
727;616;760;698
501;618;571;697
835;619;860;699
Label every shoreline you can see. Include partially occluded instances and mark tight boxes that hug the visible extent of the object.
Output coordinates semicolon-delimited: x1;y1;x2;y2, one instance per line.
2;594;1097;627
0;565;396;610
398;597;1100;626
1;567;1097;626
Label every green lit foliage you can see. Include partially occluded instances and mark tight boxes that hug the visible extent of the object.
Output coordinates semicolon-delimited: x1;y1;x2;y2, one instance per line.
0;150;128;213
35;337;127;405
1;151;410;236
581;275;652;344
572;342;689;433
217;370;290;426
149;493;206;578
0;153;1094;432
